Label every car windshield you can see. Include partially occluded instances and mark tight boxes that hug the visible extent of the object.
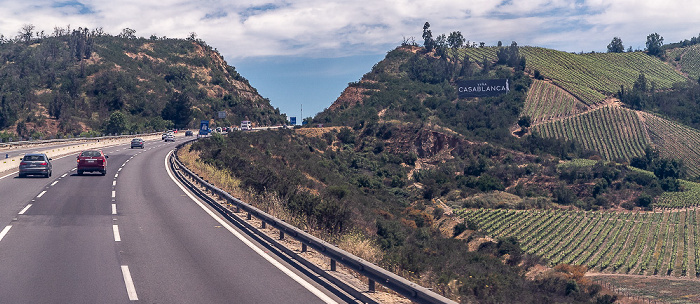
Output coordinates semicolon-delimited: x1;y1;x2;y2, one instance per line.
80;151;102;157
132;139;142;142
23;155;45;161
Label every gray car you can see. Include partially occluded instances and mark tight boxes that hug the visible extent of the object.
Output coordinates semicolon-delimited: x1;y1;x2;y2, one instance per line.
19;153;52;178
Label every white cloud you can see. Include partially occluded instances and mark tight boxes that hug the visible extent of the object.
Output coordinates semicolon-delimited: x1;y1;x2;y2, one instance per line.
0;0;699;59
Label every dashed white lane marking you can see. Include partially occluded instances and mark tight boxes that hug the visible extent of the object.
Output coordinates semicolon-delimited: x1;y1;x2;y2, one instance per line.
71;168;76;171
0;225;12;241
37;191;47;198
112;191;116;198
18;204;32;215
61;173;68;178
114;173;119;178
121;265;139;300
51;180;58;186
125;159;129;163
112;204;117;215
164;150;338;304
113;181;117;187
113;225;121;242
118;167;122;172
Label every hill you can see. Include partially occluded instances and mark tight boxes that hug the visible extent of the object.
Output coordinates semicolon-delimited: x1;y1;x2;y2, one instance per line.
179;36;700;303
0;27;286;140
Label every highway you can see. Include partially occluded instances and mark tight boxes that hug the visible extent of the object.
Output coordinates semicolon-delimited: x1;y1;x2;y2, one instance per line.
0;136;344;303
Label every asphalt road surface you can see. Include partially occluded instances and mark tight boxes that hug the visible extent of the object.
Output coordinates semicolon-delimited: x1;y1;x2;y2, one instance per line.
0;137;344;303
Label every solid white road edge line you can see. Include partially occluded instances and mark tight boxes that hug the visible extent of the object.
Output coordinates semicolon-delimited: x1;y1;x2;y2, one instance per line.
113;225;121;242
18;204;32;215
0;171;17;180
0;225;12;241
164;151;338;304
37;191;47;198
121;265;139;300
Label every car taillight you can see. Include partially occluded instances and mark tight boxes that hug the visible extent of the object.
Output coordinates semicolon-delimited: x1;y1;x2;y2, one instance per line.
20;162;27;166
40;162;47;165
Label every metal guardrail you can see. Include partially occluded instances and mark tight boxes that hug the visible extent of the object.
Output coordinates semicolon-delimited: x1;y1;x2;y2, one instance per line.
170;142;457;304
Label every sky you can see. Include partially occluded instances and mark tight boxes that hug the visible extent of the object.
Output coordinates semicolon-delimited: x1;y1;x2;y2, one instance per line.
1;0;700;122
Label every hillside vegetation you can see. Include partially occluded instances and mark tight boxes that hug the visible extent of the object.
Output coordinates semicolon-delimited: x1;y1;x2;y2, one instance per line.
189;126;616;303
0;26;285;140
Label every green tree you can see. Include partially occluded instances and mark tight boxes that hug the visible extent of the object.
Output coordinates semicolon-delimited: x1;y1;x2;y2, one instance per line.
607;37;624;53
434;34;447;58
104;111;128;135
161;92;193;129
646;33;664;56
518;116;532;131
447;31;465;49
422;22;434;52
633;73;648;92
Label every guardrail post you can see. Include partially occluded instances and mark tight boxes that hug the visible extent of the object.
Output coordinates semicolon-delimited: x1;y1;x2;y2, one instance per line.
279;231;285;240
368;279;375;293
301;243;307;253
261;221;266;229
247;212;251;220
330;259;336;271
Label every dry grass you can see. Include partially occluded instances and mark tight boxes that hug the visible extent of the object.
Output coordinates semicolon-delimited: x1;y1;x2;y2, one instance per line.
176;143;412;303
337;230;384;264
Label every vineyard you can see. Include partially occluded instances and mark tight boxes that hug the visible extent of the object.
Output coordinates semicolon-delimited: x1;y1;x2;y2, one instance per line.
641;112;700;177
522;80;587;124
531;106;648;161
463;46;687;106
458;208;700;278
667;44;700;81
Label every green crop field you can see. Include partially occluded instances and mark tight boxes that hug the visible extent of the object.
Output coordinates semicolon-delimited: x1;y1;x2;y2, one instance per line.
642;112;700;178
463;47;688;106
457;208;700;277
531;106;648;161
667;44;700;81
523;80;587;124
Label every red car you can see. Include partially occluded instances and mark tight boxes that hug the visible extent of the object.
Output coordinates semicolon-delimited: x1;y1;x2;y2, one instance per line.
77;150;109;175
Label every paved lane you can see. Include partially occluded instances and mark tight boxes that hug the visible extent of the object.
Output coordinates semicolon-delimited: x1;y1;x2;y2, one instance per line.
0;137;344;303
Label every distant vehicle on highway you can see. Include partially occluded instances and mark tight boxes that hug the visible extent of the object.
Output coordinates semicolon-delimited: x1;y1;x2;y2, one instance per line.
18;153;52;178
130;138;145;149
77;150;108;176
164;134;175;142
241;120;251;131
185;130;193;136
162;132;168;140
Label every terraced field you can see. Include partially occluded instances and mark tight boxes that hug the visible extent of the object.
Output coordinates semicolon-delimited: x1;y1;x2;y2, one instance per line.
531;106;648;161
458;208;700;278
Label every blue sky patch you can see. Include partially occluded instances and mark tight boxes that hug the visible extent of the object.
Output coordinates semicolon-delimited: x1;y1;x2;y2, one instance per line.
52;1;93;14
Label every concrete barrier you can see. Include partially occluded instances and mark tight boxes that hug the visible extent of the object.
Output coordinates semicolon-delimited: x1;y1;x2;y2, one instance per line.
0;134;164;175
